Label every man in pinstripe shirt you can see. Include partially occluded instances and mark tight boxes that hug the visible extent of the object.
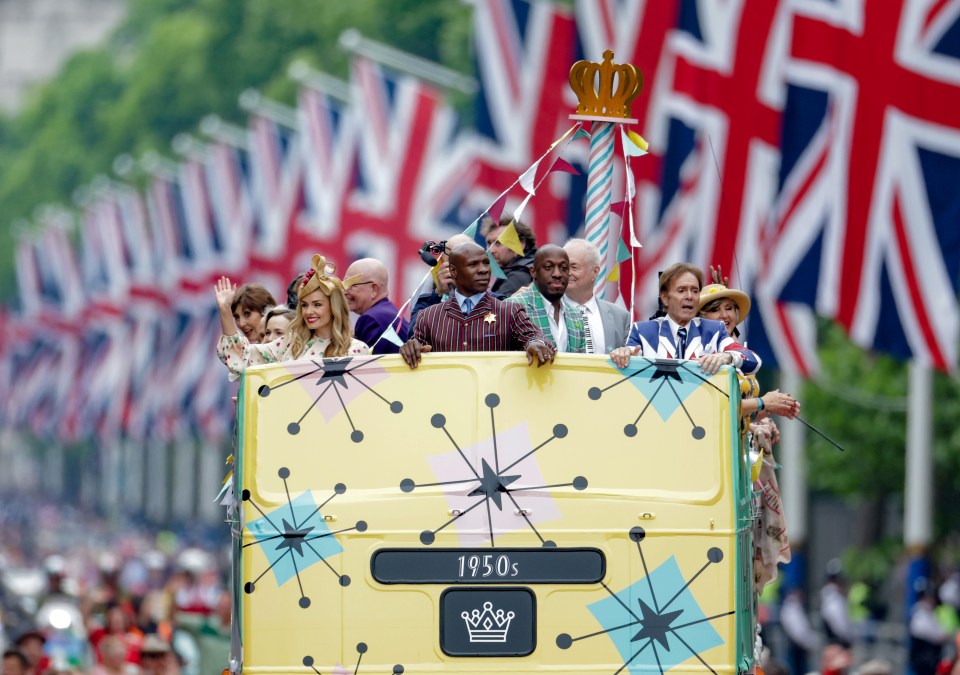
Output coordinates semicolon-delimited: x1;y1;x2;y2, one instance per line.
400;243;554;369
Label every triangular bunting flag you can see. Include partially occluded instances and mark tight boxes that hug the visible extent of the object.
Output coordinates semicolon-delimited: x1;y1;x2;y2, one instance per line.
606;265;620;282
627;129;648;151
616;238;632;264
519;162;538;195
487;192;508;224
610;200;627;218
512;193;534;223
550;157;579;175
497;221;525;256
621;127;648;157
573;127;592;141
488;251;507;279
380;324;405;347
462;219;479;239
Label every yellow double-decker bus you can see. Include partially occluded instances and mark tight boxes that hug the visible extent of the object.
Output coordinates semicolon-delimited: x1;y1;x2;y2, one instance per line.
228;352;756;674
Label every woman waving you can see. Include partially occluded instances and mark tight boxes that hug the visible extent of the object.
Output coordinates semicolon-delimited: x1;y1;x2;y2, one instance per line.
215;254;369;376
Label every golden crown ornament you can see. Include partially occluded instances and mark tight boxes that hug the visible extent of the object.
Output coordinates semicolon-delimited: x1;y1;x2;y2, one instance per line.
569;50;643;123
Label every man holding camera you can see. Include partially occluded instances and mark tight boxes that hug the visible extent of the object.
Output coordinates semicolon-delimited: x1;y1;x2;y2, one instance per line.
409;234;474;328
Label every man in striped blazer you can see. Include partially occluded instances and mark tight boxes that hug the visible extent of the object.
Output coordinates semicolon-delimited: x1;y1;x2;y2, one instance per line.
610;262;760;375
400;243;554;369
506;244;588;353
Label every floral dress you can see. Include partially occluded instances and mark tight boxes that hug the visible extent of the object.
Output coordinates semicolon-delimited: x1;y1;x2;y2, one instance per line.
217;333;370;377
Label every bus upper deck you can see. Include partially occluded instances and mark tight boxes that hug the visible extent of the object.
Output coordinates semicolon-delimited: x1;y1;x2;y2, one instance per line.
230;352;756;675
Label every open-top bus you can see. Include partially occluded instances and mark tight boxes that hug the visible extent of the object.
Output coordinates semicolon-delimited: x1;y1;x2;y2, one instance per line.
228;352;756;674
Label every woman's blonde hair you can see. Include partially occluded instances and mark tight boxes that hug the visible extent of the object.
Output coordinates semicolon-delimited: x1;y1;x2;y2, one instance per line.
288;254;360;358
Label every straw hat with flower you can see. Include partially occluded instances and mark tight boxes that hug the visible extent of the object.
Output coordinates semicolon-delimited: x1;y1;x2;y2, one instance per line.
696;283;751;320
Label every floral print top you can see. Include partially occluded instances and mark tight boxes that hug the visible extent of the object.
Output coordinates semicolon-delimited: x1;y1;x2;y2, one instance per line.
217;333;370;376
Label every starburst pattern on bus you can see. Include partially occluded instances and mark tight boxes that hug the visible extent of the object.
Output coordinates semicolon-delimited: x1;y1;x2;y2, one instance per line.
242;467;367;608
557;527;732;674
256;355;402;443
303;642;403;675
587;359;729;439
400;392;587;547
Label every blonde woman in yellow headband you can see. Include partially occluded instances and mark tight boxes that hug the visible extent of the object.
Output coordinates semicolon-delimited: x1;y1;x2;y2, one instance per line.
215;254;370;376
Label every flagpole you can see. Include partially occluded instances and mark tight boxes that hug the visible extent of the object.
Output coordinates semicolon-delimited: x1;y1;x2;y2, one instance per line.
904;360;933;616
568;50;644;300
338;29;478;95
172;132;210;161
199;115;251;150
288;61;352;103
239;89;300;130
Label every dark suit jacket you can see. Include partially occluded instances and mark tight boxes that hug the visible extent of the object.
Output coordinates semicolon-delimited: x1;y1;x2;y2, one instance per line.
354;297;409;355
412;292;545;352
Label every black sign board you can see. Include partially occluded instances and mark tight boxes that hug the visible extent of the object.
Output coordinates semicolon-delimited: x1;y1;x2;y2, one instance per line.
440;587;536;657
371;547;604;584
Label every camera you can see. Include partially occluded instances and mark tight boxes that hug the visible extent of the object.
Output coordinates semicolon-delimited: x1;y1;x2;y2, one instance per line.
418;240;448;267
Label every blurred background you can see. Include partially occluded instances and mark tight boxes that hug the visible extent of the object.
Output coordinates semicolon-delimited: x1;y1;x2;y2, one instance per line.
0;1;959;673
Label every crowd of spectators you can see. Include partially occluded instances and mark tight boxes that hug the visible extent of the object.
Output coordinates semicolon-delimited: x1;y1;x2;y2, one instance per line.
0;496;229;675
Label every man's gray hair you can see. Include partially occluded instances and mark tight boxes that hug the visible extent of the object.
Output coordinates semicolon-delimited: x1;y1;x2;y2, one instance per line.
563;238;602;268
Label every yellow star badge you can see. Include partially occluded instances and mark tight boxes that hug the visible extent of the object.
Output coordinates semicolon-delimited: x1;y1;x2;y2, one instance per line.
484;312;497;324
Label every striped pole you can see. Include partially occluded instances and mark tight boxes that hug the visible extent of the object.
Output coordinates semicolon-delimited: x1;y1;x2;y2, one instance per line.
583;120;615;296
569;50;644;299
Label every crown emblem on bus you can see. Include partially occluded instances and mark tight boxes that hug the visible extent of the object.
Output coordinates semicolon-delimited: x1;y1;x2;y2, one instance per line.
568;50;643;119
461;602;515;643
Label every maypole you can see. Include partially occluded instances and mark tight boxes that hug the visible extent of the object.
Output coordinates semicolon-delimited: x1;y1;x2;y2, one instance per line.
568;50;643;299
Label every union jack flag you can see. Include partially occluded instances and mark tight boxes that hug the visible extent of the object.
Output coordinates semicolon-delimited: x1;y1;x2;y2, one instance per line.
754;0;960;372
298;83;357;245
248;110;304;275
571;0;960;371
470;0;587;245
330;56;474;298
205;137;255;274
145;170;189;293
179;152;223;277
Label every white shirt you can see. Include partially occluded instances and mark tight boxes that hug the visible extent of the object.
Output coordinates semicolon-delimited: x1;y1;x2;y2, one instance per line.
453;289;487;314
573;295;605;354
540;291;569;352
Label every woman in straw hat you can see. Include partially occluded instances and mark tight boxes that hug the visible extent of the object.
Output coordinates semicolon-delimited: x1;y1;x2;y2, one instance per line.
215;254;369;376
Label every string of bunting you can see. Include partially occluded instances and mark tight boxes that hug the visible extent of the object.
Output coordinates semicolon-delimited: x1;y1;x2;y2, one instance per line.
369;122;585;351
371;48;655;350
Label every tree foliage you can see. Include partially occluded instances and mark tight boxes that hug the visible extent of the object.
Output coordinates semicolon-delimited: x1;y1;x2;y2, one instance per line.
801;321;960;537
0;0;472;298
